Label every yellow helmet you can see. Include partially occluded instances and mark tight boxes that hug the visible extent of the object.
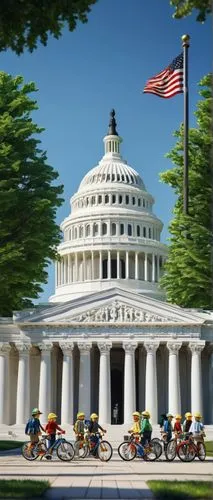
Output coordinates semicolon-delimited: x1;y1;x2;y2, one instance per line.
132;411;140;417
194;412;202;419
142;410;150;418
77;412;85;419
175;414;182;420
48;412;57;420
90;413;98;419
185;412;192;418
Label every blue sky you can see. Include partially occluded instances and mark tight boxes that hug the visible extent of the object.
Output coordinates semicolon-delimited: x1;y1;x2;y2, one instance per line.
1;0;211;302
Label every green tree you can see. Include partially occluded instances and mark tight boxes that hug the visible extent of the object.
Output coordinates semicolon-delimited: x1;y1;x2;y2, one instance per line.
160;74;213;309
0;0;97;54
0;72;63;316
170;0;211;22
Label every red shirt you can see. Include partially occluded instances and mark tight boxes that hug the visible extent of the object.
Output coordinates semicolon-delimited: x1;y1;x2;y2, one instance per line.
174;421;182;432
45;421;64;434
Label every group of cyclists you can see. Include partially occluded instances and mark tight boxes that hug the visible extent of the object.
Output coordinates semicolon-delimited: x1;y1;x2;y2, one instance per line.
23;406;206;462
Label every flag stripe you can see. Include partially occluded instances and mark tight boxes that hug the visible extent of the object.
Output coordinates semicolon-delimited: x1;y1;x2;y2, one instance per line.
143;53;183;99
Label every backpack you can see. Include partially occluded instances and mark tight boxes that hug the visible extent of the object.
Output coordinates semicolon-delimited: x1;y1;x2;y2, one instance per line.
143;418;152;432
25;418;36;435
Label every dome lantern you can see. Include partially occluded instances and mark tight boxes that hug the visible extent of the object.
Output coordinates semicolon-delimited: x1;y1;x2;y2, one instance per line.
104;109;121;157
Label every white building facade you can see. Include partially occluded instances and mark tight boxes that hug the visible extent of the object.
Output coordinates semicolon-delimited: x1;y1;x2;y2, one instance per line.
0;111;213;429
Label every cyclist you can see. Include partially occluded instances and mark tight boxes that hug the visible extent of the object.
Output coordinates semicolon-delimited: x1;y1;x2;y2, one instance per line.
173;414;182;438
128;411;141;435
73;411;86;455
163;413;173;442
140;410;152;446
45;412;65;451
25;408;45;453
87;413;106;456
183;412;193;437
189;412;205;441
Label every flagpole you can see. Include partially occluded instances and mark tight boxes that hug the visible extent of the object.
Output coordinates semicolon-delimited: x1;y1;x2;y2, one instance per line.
182;34;190;215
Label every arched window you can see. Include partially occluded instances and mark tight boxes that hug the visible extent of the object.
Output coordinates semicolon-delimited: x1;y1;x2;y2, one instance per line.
98;195;102;204
74;227;78;239
79;226;84;238
132;197;135;205
126;195;129;205
128;224;132;236
119;195;122;204
143;227;146;237
138;198;141;207
105;194;109;204
69;229;72;240
111;223;116;236
149;228;151;238
120;223;124;235
86;225;90;237
102;223;107;235
91;196;95;206
93;223;99;237
137;225;140;237
143;199;146;207
112;194;116;204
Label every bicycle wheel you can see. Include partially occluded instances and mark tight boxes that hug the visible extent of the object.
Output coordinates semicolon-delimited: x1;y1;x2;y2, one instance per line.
97;440;113;462
150;439;163;459
21;442;39;461
144;443;158;461
165;439;176;461
177;442;196;462
56;441;75;461
118;441;137;461
74;441;90;459
197;441;206;461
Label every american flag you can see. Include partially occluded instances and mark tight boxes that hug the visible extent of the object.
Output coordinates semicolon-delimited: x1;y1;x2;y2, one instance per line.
143;53;184;98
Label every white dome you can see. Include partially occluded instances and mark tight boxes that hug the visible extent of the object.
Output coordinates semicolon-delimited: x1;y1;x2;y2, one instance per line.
78;161;146;192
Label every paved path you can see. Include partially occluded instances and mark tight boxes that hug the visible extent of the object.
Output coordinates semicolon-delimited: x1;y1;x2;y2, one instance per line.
0;452;212;499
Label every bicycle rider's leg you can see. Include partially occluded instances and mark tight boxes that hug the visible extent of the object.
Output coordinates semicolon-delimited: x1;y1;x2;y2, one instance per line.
28;433;39;450
48;434;56;454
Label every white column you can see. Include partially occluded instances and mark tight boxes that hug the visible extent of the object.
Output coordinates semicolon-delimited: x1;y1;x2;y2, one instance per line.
167;342;181;415
98;343;112;423
60;342;74;424
38;342;52;422
76;253;78;281
0;343;10;424
144;253;148;281
83;252;86;281
135;252;139;280
78;343;92;418
123;342;137;423
16;343;31;424
99;251;102;279
107;250;111;279
144;342;159;424
138;346;145;412
125;251;129;279
117;251;120;279
152;253;155;282
156;255;160;282
91;251;94;280
68;254;71;283
190;342;205;415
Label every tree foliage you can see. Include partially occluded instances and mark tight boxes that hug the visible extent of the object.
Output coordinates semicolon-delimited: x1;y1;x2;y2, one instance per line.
0;0;97;54
170;0;212;22
0;72;64;316
160;74;213;309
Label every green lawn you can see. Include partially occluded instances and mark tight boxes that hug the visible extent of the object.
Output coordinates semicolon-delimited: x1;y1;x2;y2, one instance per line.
0;479;49;498
148;480;213;499
0;440;24;451
205;441;213;456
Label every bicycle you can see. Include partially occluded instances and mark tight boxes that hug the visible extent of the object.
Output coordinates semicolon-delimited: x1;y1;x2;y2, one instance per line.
86;432;113;462
177;435;206;462
73;434;90;459
118;434;159;461
22;432;75;462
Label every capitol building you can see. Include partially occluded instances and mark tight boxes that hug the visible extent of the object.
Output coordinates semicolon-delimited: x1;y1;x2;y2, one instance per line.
0;111;213;431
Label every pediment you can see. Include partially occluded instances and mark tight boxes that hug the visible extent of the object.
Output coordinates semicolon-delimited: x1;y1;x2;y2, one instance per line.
14;287;211;325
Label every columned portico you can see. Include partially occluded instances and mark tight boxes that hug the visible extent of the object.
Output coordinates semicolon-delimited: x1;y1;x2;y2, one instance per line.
78;343;92;417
